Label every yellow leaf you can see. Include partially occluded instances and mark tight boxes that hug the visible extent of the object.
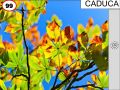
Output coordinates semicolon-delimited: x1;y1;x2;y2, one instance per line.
99;71;106;78
15;12;22;22
46;21;60;40
0;36;5;49
0;79;7;90
24;1;35;10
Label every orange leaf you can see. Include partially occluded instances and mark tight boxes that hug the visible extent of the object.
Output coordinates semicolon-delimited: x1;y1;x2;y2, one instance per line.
86;18;94;32
91;36;102;44
64;26;74;40
3;41;15;50
25;26;40;46
102;20;108;33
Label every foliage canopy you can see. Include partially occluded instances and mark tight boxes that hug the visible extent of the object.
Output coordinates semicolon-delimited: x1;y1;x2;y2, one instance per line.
0;0;108;90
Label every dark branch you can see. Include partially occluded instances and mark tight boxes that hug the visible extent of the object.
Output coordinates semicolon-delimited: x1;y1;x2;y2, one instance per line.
66;68;98;90
76;68;98;81
52;62;96;90
12;74;28;80
52;67;63;89
51;70;76;90
71;84;104;90
66;73;78;90
21;7;30;90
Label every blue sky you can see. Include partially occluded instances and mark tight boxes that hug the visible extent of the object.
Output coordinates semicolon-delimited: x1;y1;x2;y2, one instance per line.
0;0;108;90
39;1;108;90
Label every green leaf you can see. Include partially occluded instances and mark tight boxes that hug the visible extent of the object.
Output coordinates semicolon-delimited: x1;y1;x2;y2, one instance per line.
0;79;7;90
18;44;24;60
88;25;101;39
98;72;109;88
58;72;66;81
0;10;4;22
32;70;45;84
80;60;90;69
10;84;15;90
93;55;108;71
102;32;108;49
40;58;49;67
8;50;18;64
81;32;89;48
15;32;23;42
29;55;43;70
45;70;51;83
77;24;85;34
0;59;5;65
0;52;9;65
6;62;17;68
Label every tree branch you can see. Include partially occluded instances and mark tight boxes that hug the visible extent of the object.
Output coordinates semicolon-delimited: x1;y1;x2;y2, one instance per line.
66;68;98;90
51;67;63;89
70;84;104;90
21;7;30;90
75;68;98;81
51;62;96;90
12;74;28;80
66;73;78;90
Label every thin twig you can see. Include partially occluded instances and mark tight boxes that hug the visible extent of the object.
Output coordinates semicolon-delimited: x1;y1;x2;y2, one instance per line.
52;62;95;90
66;68;98;90
12;74;28;80
52;67;63;89
66;73;78;90
76;68;98;81
70;84;104;90
21;7;30;90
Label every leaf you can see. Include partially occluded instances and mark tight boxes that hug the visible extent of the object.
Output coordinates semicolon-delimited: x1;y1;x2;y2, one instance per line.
99;71;109;88
0;10;4;22
8;50;18;64
32;70;45;84
80;61;90;69
0;79;7;90
86;18;94;31
5;24;21;33
46;20;60;40
77;32;89;48
29;55;43;70
25;26;40;46
93;55;108;71
91;36;102;44
3;41;15;50
30;0;47;8
15;12;22;22
91;71;109;88
87;25;101;39
6;62;17;68
51;15;62;27
63;26;74;40
58;72;66;81
17;44;24;60
102;21;108;33
77;24;85;34
102;32;108;49
0;36;5;55
45;70;51;83
0;51;9;65
24;1;35;10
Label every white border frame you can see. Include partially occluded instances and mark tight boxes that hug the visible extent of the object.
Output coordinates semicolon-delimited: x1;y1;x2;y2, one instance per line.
109;9;120;90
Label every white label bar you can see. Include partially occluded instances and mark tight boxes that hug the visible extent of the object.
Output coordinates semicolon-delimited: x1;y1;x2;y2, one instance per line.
81;0;120;9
